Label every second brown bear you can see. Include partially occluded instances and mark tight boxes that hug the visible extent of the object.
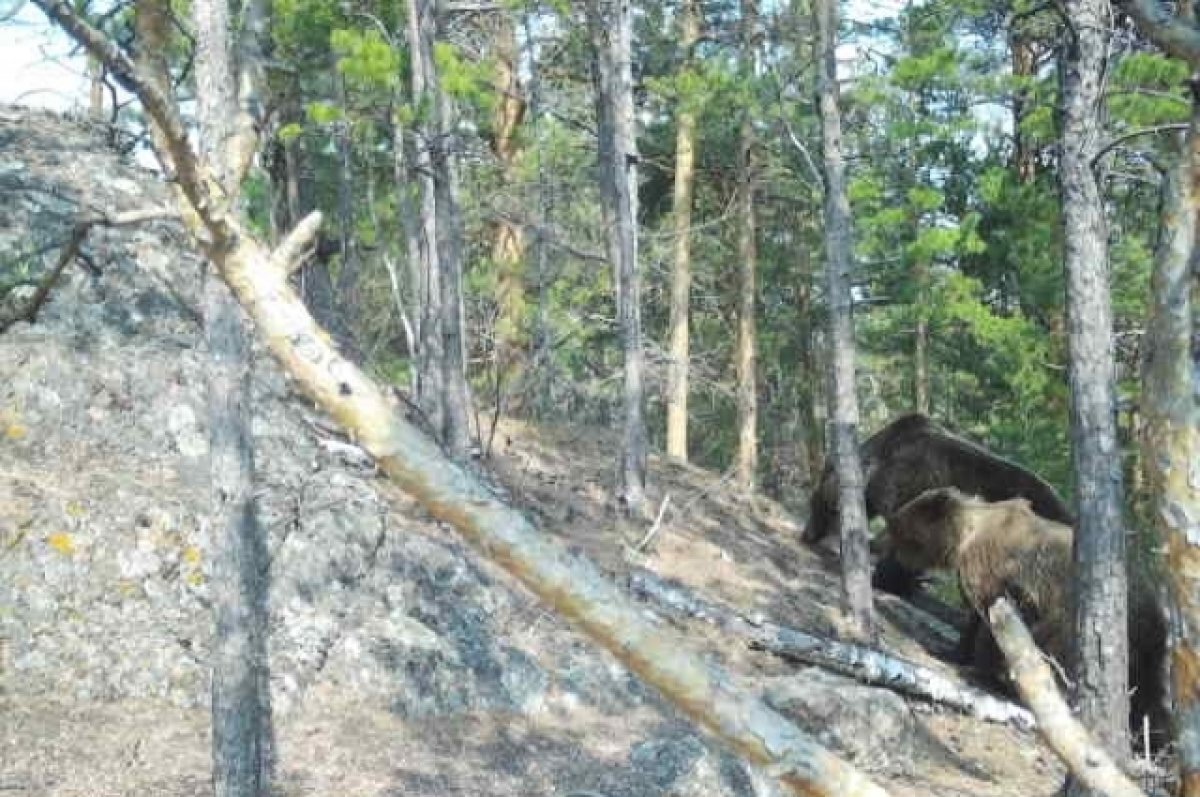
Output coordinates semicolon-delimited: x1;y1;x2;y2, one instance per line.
883;486;1168;748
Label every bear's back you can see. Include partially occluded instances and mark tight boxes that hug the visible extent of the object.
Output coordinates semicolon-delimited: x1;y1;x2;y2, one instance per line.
952;498;1072;639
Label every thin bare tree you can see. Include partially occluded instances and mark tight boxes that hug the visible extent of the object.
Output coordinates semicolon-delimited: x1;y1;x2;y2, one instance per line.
586;0;647;513
665;0;700;463
734;0;760;492
812;0;874;638
1059;0;1129;775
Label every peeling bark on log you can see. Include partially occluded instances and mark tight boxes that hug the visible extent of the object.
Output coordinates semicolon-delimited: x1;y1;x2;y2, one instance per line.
986;597;1147;797
629;569;1035;730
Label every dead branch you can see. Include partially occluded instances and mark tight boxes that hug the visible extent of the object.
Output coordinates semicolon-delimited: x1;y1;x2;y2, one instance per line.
1;207;178;333
985;597;1147;797
271;211;323;274
629;569;1036;730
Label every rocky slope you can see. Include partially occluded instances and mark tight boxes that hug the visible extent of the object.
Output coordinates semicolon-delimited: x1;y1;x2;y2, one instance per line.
0;106;1065;797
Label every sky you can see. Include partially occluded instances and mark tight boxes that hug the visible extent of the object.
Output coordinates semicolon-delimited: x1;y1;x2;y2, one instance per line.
0;2;99;111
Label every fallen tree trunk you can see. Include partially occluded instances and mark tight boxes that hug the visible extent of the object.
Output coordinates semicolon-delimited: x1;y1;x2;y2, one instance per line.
29;3;893;794
629;569;1035;730
986;597;1147;797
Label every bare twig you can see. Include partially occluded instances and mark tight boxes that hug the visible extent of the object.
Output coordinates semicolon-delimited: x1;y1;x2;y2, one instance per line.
631;493;672;554
1;207;178;333
1092;123;1189;167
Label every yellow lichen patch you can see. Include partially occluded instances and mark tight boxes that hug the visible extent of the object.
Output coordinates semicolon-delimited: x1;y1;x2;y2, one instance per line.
46;532;75;555
3;423;27;441
182;545;203;565
186;570;206;587
65;500;87;518
116;579;141;597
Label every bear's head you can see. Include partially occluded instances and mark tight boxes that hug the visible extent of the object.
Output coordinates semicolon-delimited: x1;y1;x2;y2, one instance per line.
882;487;965;571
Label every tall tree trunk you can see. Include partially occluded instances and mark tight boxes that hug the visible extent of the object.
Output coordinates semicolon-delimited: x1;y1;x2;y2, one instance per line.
813;0;874;639
795;242;824;488
489;13;529;404
392;113;424;377
734;0;759;492
666;0;700;463
406;0;445;438
1059;0;1129;772
525;6;554;420
1142;105;1200;797
411;0;473;457
914;266;930;416
334;75;359;316
190;0;273;792
87;56;105;119
1011;28;1037;184
588;0;647;513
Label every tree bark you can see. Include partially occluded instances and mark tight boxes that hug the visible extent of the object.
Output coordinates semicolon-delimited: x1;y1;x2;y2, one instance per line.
1089;7;1200;787
334;75;359;315
666;0;700;463
813;0;874;639
406;0;445;441
489;12;528;402
588;0;647;513
1059;0;1130;772
1141;96;1200;797
523;7;554;420
87;56;105;120
425;0;473;457
734;0;759;492
914;268;930;416
189;0;274;792
1010;29;1037;184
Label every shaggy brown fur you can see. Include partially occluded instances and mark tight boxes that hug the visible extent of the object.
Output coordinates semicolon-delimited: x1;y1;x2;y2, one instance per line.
884;487;1169;747
802;413;1072;597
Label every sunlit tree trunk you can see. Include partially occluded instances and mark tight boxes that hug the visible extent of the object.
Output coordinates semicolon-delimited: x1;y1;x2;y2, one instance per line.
666;0;700;463
1059;0;1129;774
813;0;873;638
734;0;760;492
588;0;647;513
87;56;105;119
489;12;528;403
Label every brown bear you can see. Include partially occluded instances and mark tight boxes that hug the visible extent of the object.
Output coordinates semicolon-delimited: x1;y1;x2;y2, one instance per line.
802;413;1073;598
883;487;1168;747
